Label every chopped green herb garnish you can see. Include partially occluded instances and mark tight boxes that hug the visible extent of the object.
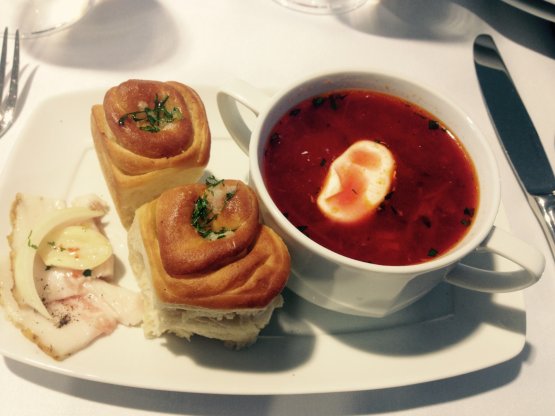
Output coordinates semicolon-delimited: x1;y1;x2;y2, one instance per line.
320;158;327;167
205;175;224;188
118;94;182;133
290;108;301;116
47;241;66;252
225;191;236;201
330;94;338;110
428;120;440;130
191;195;215;235
428;248;438;257
191;176;237;239
27;231;38;249
296;225;308;234
463;207;475;217
312;96;326;107
421;216;432;228
461;218;471;227
83;269;92;277
329;93;347;110
269;132;281;146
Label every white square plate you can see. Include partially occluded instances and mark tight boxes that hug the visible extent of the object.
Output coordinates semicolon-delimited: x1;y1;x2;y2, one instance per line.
0;87;526;395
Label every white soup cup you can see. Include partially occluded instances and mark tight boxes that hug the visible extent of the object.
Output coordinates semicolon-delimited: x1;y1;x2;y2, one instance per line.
217;70;545;317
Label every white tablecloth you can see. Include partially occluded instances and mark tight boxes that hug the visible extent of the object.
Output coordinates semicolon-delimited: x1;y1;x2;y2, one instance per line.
1;0;555;414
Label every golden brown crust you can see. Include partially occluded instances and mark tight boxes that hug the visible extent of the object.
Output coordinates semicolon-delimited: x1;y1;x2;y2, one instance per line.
136;183;290;310
91;80;211;229
156;181;260;275
104;80;194;158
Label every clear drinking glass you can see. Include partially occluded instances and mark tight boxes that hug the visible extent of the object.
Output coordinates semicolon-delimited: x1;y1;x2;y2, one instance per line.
1;0;94;38
273;0;368;14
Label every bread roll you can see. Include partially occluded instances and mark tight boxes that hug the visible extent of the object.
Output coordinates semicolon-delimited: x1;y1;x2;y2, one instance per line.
91;79;210;229
127;179;290;348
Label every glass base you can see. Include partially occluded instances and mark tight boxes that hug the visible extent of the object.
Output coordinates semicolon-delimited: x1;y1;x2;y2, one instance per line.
273;0;368;14
0;0;93;38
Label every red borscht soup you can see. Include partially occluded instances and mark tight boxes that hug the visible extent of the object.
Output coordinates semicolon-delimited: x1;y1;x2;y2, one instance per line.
262;89;479;266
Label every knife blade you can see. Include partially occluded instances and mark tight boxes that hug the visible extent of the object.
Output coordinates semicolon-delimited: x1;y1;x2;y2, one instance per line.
473;34;555;259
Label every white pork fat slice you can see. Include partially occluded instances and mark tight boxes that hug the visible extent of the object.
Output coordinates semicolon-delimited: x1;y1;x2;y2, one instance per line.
2;193;143;360
317;140;395;223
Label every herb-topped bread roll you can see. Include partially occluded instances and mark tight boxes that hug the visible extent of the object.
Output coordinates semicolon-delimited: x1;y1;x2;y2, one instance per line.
91;79;210;229
127;177;290;348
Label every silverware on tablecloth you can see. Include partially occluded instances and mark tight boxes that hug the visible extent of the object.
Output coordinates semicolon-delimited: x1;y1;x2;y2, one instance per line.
0;27;19;139
473;33;555;259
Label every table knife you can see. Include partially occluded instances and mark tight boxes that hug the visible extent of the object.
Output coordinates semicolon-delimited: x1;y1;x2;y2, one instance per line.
473;34;555;259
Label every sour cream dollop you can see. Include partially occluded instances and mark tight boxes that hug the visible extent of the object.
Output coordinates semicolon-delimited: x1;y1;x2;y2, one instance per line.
317;140;395;223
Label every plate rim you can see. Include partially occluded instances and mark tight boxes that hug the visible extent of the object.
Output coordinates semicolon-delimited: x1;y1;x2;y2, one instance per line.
0;87;527;395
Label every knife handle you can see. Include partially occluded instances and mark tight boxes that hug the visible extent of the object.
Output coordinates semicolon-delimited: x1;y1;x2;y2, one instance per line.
528;193;555;260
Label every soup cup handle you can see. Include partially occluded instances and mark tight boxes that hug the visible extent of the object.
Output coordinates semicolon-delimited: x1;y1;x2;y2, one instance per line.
445;225;545;292
217;79;271;155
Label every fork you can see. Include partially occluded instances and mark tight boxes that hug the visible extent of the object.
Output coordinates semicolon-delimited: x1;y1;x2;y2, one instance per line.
0;27;19;139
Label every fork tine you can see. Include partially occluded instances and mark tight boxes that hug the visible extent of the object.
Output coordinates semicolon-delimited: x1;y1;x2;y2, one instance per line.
7;30;19;108
0;28;20;139
0;27;7;97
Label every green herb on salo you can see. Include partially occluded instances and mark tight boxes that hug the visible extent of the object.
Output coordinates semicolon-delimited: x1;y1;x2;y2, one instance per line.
27;231;38;250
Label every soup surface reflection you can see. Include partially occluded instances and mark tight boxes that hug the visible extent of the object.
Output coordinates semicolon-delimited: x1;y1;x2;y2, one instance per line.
262;89;479;266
